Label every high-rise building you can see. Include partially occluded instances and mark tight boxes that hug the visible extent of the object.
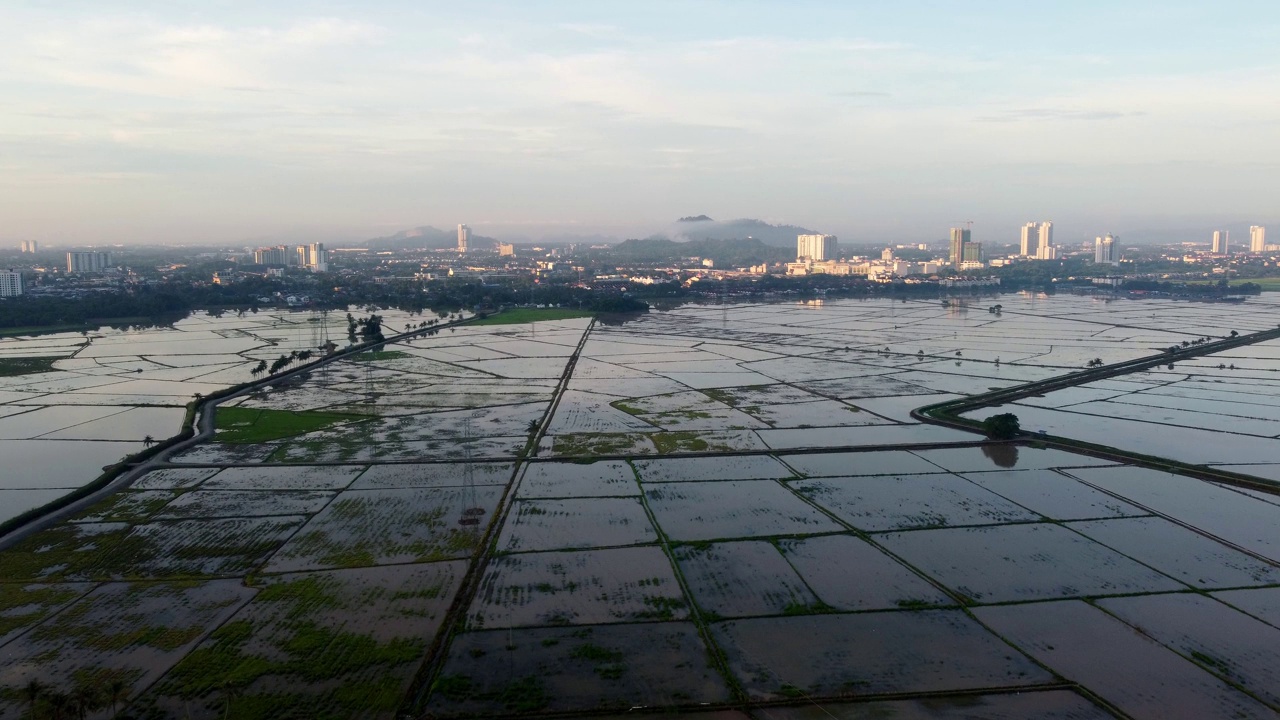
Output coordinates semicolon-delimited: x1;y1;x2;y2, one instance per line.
498;243;515;257
949;227;971;265
254;246;291;265
457;224;470;253
796;234;837;261
1094;234;1119;265
295;246;309;267
1019;223;1038;256
1212;230;1230;255
1251;226;1267;253
66;251;112;273
881;248;894;261
19;240;38;254
962;243;984;263
307;243;329;272
1037;222;1054;258
0;270;23;297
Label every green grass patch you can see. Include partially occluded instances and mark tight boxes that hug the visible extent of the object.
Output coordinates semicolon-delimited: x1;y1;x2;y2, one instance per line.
346;350;411;362
161;618;422;709
648;431;710;454
0;356;59;376
568;643;624;663
552;433;645;456
432;674;549;712
1190;649;1234;676
1184;278;1280;291
611;400;646;416
470;308;594;325
1240;278;1280;291
636;595;686;621
0;584;83;639
214;407;368;444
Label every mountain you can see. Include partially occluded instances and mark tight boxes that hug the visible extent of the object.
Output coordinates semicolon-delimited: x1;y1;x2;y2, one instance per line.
363;226;453;250
605;237;791;266
677;215;714;222
362;226;495;250
668;218;818;247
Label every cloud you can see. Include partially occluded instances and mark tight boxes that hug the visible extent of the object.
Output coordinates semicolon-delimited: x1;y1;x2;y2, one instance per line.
558;23;619;37
978;108;1145;122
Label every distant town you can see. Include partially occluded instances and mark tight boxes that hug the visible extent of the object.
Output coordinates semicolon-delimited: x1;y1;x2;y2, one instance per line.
2;219;1275;331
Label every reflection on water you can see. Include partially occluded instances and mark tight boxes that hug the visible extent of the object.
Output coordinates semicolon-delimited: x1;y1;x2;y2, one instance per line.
981;444;1020;468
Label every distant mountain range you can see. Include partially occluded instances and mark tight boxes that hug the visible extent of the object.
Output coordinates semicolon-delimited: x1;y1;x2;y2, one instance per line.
359;217;819;250
362;226;497;250
667;217;818;247
607;237;791;266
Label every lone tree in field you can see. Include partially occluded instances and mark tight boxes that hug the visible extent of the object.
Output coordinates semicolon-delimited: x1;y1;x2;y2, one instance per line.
982;413;1021;440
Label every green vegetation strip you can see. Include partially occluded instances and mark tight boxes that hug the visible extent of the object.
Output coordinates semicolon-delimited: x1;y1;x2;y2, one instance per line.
214;407;368;444
0;324;93;338
0;357;59;377
346;350;411;362
470;308;594;326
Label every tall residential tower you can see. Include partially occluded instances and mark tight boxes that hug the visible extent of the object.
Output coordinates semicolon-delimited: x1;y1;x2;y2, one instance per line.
1212;230;1229;255
1019;223;1038;256
949;227;971;265
1094;234;1119;265
1251;226;1267;253
796;234;837;261
457;224;470;253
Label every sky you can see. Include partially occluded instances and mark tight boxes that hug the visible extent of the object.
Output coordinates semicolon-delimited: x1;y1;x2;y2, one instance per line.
2;1;1278;246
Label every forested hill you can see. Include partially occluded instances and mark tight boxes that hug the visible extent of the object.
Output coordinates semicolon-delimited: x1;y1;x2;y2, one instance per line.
670;217;818;247
604;237;792;266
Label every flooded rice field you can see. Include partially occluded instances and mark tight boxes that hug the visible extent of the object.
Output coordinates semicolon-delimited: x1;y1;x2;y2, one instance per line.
3;297;1280;718
0;307;443;524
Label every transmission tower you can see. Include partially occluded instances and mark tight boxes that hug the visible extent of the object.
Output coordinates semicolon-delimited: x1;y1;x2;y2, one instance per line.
458;416;486;527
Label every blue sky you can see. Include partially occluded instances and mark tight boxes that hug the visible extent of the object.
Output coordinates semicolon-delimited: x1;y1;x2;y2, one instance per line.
2;1;1278;245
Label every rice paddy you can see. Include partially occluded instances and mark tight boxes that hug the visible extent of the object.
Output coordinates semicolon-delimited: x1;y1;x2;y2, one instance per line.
2;296;1280;718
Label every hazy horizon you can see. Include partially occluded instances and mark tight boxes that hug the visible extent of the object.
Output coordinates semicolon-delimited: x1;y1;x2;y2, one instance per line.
2;1;1278;247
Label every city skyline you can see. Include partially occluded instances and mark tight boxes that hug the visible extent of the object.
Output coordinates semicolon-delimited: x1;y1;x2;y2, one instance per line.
1;2;1279;245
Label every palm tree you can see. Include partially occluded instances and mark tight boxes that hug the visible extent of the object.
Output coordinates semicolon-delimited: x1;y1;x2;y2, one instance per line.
107;678;128;716
47;690;71;720
23;679;44;718
72;682;103;720
143;435;155;448
221;680;243;720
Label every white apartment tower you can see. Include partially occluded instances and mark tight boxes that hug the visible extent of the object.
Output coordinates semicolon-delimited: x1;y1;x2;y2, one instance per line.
796;234;837;261
66;251;112;273
307;243;329;272
0;270;23;297
457;224;470;253
1094;234;1119;265
1036;222;1054;259
1212;230;1230;255
19;240;38;254
1251;226;1267;253
1020;223;1038;256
